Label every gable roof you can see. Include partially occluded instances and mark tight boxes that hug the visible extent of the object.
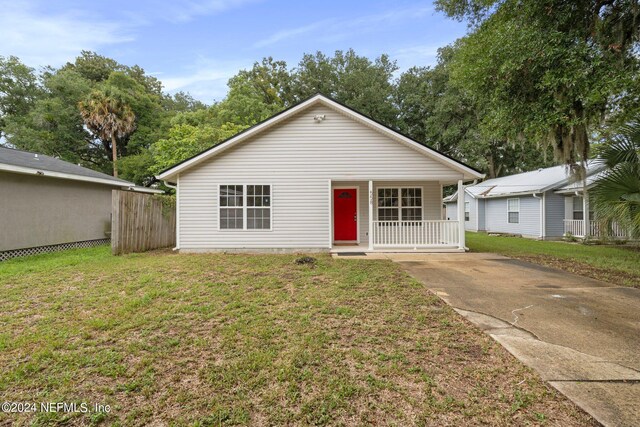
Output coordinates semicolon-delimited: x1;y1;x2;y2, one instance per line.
443;192;458;203
462;161;604;199
156;94;484;182
0;146;133;187
554;169;606;193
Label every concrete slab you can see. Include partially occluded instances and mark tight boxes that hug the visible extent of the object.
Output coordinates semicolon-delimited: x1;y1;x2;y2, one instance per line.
550;382;640;427
391;253;640;427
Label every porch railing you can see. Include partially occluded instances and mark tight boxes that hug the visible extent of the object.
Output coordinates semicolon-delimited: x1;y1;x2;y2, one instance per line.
372;220;459;247
563;219;628;239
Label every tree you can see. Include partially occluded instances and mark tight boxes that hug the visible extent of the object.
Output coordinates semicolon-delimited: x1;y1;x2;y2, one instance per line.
227;57;294;108
291;50;400;126
3;52;178;183
151;122;245;174
591;120;640;239
395;46;554;178
79;90;136;177
435;0;640;171
0;56;42;139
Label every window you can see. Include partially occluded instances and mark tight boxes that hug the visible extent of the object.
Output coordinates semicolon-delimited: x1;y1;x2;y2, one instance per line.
507;198;519;224
247;185;271;229
219;184;271;230
464;201;470;222
220;185;243;229
377;187;422;221
572;196;593;220
401;188;423;220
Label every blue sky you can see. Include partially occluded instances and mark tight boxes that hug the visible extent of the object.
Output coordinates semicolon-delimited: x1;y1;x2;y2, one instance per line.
0;0;468;103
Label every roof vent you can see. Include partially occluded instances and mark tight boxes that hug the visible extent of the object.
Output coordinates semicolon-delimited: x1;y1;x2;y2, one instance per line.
313;114;326;122
34;154;39;159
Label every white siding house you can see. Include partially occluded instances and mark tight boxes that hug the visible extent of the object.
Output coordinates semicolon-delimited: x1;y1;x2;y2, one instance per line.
158;95;483;252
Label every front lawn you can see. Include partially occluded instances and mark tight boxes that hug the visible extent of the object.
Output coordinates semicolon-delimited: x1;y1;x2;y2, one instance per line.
0;246;593;426
466;232;640;287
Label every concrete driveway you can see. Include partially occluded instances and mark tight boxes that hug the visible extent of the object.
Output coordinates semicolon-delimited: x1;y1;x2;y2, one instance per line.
384;252;640;427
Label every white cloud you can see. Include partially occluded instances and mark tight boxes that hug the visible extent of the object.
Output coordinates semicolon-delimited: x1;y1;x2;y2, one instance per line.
0;1;134;67
393;44;441;68
160;0;260;23
158;57;252;102
254;19;332;48
253;4;432;48
0;1;259;69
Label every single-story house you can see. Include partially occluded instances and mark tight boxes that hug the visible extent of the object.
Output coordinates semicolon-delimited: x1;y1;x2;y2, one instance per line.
157;94;484;253
0;147;161;261
442;162;623;240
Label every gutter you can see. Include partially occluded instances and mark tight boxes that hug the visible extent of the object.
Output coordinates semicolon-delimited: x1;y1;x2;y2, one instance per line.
0;162;132;187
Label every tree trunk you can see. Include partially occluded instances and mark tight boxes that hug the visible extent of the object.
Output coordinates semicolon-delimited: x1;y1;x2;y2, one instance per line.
111;134;118;178
487;153;497;179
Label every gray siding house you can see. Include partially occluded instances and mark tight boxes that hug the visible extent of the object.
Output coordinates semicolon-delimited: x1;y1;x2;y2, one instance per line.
443;163;608;240
158;95;484;252
0;147;160;260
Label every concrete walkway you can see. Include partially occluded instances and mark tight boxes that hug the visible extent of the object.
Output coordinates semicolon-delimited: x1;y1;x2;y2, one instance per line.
373;252;640;427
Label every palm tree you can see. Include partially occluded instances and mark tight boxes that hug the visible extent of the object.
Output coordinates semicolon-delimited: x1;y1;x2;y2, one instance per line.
591;120;640;239
79;91;136;177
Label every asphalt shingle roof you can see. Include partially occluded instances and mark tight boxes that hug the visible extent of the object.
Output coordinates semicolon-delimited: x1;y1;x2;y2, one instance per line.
0;146;131;185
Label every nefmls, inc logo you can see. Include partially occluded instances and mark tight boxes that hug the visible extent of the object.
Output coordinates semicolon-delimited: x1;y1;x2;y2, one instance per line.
40;402;89;413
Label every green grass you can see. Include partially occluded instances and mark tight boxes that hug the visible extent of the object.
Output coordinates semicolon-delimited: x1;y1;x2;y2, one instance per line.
0;246;594;426
466;232;640;287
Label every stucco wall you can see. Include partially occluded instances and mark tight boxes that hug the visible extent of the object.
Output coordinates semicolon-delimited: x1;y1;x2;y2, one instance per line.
0;171;113;251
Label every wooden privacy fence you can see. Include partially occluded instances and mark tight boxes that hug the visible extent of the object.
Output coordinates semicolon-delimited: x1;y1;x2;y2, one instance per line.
111;190;176;255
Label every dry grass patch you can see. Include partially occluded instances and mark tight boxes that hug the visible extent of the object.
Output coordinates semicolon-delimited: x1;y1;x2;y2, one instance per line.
0;246;595;426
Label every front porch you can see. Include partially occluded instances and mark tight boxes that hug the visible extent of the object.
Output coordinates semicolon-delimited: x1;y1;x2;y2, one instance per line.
563;219;628;239
330;179;467;252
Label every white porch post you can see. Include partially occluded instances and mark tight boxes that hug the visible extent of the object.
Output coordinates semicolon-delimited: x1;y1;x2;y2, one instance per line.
368;180;374;250
457;179;465;250
583;188;590;239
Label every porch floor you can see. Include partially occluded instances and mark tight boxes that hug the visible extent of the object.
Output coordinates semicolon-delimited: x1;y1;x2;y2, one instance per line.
330;243;465;255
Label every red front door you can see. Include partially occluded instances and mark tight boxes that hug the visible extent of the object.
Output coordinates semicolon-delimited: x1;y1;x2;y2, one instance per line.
333;188;357;241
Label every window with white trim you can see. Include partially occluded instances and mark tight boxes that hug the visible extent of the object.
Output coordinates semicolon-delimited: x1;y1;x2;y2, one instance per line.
219;184;271;230
377;187;422;221
572;196;593;220
247;185;271;229
464;201;470;221
507;198;520;224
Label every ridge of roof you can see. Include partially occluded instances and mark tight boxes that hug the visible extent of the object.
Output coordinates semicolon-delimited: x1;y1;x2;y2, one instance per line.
465;162;605;198
0;146;133;186
156;93;484;181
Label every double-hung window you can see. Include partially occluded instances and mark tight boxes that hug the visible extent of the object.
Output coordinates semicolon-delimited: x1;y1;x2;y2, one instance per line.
572;196;593;220
219;184;271;230
377;187;423;221
464;201;470;221
507;198;520;224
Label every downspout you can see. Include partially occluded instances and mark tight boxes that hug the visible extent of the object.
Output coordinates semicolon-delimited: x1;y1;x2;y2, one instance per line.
532;193;545;240
163;179;179;251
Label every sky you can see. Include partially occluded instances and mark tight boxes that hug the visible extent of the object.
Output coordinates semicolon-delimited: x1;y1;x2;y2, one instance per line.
0;0;469;103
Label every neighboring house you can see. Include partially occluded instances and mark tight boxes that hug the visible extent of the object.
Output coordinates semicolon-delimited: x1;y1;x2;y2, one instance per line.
442;163;618;240
157;94;484;253
0;147;161;261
